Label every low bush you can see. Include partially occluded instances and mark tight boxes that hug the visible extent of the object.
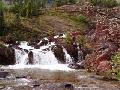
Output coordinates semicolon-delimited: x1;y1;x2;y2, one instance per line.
90;0;118;7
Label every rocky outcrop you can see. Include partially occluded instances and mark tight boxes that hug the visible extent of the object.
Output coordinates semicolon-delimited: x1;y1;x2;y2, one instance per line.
28;51;34;64
97;61;112;73
0;44;15;65
51;45;65;63
63;44;78;63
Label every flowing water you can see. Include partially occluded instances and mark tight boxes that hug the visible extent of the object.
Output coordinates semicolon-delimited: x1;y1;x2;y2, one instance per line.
1;37;120;90
8;38;73;71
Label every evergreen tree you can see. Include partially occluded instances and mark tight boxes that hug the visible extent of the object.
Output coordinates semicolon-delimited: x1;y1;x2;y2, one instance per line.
0;1;5;35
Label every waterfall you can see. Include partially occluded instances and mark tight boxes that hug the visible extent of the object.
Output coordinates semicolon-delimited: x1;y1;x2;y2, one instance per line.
62;47;72;63
33;50;58;65
15;49;28;65
14;41;72;65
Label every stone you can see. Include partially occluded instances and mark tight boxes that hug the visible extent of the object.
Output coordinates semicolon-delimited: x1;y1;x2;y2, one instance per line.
64;44;78;63
97;61;112;72
68;63;85;69
51;45;65;63
0;46;15;65
0;71;9;78
61;83;74;90
28;51;34;64
38;39;49;46
35;83;74;90
16;75;27;79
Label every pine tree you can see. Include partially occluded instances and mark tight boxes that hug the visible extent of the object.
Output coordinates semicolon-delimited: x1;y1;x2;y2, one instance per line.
0;1;5;35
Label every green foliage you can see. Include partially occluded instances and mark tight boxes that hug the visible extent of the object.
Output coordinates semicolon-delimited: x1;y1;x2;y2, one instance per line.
111;52;120;65
12;0;47;18
76;35;88;45
64;32;72;44
0;1;5;36
70;14;88;25
0;42;6;48
115;72;120;80
54;0;67;6
69;0;76;4
90;0;118;7
12;30;25;41
54;0;76;6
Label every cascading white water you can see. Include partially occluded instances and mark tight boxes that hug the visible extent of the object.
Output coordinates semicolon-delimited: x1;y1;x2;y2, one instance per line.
14;41;59;65
14;40;72;66
15;49;28;65
62;47;72;63
8;35;74;70
33;50;58;65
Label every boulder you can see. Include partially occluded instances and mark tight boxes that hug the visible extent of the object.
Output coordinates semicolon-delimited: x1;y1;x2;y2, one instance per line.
63;44;78;63
68;63;85;69
28;51;34;64
51;45;65;63
34;83;74;90
59;83;74;90
0;71;9;78
0;44;15;65
97;61;112;73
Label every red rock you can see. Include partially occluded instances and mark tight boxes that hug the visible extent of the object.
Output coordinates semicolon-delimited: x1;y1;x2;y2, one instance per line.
97;61;112;72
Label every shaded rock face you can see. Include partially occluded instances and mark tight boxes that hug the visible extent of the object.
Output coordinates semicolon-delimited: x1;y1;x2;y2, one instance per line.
28;51;34;64
0;71;9;78
0;46;15;65
64;44;78;63
51;45;65;63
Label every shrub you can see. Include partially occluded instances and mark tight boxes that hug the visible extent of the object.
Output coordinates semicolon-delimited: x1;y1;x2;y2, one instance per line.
64;32;72;44
111;52;120;65
70;14;88;25
76;35;88;45
90;0;118;7
0;1;5;35
54;0;76;6
12;0;47;18
69;0;76;4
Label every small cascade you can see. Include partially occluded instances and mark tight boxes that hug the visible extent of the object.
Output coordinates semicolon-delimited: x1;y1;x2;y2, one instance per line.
33;50;58;65
62;47;72;63
14;40;72;66
15;49;28;65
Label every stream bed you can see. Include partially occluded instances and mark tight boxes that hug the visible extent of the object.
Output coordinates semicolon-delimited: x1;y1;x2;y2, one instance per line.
0;67;120;90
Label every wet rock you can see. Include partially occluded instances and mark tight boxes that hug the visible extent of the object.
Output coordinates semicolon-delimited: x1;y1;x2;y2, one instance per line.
31;81;40;87
24;49;29;53
0;71;9;78
68;63;85;69
81;84;88;87
28;51;34;64
60;83;74;90
0;45;15;65
34;83;74;90
38;39;49;46
16;75;27;79
64;44;78;63
51;45;65;63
